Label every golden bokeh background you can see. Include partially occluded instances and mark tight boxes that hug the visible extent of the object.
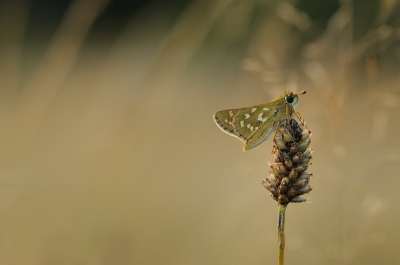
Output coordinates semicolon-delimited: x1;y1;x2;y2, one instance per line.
0;0;399;264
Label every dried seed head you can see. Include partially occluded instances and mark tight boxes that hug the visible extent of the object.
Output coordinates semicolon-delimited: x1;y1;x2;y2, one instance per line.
290;196;309;203
262;178;277;189
277;163;288;174
262;118;313;206
281;177;290;185
278;194;289;205
301;130;311;142
298;172;313;180
262;178;279;197
303;148;312;157
269;164;280;176
282;128;294;142
279;185;288;194
289;144;298;154
299;139;311;151
298;185;312;195
292;155;300;163
296;164;308;174
287;187;298;197
301;157;311;165
294;178;308;187
284;157;293;168
275;139;287;150
288;168;298;180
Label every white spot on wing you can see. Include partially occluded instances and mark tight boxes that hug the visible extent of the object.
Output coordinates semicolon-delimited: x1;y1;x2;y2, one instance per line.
251;108;257;113
240;120;244;127
258;113;268;122
245;114;250;119
247;124;250;129
263;107;269;111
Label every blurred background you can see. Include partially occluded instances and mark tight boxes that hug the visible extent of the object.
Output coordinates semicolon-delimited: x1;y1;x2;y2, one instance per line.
0;0;399;264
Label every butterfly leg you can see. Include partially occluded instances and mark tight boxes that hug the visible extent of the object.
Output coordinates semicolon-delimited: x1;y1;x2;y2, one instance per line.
294;111;308;129
284;104;294;126
272;120;281;140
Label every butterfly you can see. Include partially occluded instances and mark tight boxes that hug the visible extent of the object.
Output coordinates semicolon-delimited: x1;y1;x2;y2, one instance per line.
213;91;306;151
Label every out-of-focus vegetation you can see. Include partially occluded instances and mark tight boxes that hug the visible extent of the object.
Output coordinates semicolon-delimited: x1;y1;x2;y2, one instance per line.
0;0;399;264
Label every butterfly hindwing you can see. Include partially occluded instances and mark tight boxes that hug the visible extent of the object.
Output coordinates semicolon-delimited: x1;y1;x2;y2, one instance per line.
213;108;245;141
243;121;276;150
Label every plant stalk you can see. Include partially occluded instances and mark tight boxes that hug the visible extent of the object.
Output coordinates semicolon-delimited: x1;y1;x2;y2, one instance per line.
278;204;286;265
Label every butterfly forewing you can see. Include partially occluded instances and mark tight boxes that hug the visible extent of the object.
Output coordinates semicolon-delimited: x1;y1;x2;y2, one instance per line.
232;102;282;150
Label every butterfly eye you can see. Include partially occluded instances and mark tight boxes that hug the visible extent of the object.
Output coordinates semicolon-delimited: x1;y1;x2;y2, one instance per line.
285;95;294;104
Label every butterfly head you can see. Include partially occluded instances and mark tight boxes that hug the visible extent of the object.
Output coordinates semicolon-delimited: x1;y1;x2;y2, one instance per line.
284;90;306;109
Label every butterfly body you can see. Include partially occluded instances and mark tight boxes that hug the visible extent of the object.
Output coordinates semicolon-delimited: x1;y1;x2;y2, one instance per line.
213;91;304;151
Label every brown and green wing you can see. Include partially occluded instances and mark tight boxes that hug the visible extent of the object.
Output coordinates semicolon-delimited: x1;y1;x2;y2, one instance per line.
213;108;245;141
214;98;296;151
232;102;281;150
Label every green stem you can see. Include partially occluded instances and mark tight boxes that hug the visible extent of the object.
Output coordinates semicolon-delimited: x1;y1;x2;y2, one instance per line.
278;204;287;265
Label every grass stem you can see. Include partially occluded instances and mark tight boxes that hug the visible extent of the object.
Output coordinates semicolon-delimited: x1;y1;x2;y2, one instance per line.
278;204;286;265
